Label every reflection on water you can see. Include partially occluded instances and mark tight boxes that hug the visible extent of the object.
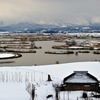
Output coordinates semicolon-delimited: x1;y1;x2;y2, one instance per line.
0;41;100;66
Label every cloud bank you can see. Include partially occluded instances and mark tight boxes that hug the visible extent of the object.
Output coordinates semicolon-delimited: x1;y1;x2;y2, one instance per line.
0;0;100;26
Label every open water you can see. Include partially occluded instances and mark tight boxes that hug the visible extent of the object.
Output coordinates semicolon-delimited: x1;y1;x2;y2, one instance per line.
0;41;100;66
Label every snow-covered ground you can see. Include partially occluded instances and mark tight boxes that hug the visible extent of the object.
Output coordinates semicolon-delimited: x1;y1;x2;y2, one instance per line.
65;33;100;37
0;61;100;100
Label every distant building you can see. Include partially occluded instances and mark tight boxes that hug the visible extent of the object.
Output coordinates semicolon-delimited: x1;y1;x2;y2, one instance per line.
62;71;99;91
65;39;77;46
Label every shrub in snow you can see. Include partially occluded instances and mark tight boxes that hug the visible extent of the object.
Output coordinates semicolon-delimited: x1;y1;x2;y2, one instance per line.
47;75;52;81
46;94;53;100
82;92;88;99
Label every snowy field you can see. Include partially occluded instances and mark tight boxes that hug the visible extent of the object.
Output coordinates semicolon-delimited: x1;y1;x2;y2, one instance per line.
65;33;100;37
0;61;100;100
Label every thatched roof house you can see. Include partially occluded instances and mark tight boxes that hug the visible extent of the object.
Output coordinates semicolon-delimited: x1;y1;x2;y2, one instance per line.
62;71;99;91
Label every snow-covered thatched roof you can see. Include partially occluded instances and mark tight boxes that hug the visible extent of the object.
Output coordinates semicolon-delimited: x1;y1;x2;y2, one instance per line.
63;71;99;83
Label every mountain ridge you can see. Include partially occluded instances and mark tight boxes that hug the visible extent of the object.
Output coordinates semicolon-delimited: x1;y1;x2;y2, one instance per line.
0;22;100;33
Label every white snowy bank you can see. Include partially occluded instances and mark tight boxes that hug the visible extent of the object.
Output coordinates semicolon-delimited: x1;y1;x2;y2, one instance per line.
0;53;15;58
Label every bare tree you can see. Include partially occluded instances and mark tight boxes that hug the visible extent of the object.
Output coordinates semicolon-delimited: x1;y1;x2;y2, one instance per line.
53;84;60;100
26;83;36;100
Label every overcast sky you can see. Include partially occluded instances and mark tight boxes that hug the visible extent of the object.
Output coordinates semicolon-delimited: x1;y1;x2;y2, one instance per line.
0;0;100;26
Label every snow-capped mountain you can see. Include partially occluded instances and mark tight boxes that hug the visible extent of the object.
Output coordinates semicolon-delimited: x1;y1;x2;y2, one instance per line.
0;22;100;33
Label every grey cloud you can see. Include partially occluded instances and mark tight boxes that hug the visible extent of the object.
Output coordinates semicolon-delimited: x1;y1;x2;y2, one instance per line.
0;0;100;25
